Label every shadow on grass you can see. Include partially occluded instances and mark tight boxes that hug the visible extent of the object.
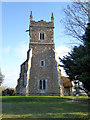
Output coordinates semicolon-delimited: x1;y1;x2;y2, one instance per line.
2;102;89;114
1;117;89;120
2;96;89;119
2;118;89;120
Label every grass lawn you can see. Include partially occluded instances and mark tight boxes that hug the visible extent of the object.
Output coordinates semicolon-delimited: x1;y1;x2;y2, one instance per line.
1;96;89;119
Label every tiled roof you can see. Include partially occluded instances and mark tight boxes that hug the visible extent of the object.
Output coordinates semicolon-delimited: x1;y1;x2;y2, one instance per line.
61;76;73;87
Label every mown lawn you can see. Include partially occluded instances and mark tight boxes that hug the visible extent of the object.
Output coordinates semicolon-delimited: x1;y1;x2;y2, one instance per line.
1;96;89;119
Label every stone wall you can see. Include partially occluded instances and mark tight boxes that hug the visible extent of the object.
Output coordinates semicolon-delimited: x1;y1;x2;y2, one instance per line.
16;12;63;96
28;16;60;96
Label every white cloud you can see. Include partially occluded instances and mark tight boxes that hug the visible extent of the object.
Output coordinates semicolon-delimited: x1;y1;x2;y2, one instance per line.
2;65;19;88
56;45;71;77
3;46;11;54
2;41;29;88
2;45;71;88
56;46;70;59
14;41;29;61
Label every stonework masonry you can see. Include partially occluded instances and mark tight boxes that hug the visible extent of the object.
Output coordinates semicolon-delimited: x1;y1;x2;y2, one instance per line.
16;11;63;96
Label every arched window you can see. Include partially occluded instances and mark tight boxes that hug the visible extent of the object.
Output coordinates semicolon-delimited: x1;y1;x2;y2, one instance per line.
40;60;45;67
43;80;46;90
40;33;45;40
39;80;42;90
39;79;47;90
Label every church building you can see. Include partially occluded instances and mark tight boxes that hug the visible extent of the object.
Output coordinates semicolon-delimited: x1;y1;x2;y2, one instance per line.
16;11;63;96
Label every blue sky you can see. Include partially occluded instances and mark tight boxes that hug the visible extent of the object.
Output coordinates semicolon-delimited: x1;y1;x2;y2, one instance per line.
1;2;73;88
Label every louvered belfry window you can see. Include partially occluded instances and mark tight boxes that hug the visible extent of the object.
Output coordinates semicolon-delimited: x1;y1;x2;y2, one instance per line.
40;33;45;40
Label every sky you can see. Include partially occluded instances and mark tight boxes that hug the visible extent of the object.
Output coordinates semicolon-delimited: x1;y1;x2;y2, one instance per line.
1;1;74;88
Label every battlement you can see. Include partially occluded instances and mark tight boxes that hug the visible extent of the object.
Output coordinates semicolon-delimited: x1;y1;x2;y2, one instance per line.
30;11;54;28
30;20;54;28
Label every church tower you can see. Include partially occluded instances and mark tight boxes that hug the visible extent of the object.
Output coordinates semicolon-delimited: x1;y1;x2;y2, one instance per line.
16;11;61;96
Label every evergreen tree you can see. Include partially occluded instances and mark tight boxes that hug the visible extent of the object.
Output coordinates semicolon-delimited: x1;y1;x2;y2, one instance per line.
59;23;90;96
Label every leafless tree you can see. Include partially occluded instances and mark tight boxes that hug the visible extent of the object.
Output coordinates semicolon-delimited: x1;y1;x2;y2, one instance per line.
62;0;89;43
0;69;4;86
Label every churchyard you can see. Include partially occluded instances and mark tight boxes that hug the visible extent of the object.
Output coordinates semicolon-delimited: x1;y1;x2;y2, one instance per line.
1;96;89;119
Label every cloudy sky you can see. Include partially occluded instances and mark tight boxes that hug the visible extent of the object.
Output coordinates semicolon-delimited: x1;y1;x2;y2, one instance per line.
1;1;74;88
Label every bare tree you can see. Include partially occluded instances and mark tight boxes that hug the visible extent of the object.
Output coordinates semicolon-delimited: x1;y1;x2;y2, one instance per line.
62;0;89;43
0;69;4;86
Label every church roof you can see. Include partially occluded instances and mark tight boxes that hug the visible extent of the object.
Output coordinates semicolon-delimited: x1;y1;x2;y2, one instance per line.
61;76;73;88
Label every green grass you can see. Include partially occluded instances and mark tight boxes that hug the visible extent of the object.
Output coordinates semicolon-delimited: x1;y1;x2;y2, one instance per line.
2;96;75;102
2;96;88;102
1;96;89;119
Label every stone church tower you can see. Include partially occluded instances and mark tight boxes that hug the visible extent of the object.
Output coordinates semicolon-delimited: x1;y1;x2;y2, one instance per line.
16;11;63;96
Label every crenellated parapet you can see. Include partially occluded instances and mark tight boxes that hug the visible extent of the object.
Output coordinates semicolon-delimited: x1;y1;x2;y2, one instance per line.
30;11;54;29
